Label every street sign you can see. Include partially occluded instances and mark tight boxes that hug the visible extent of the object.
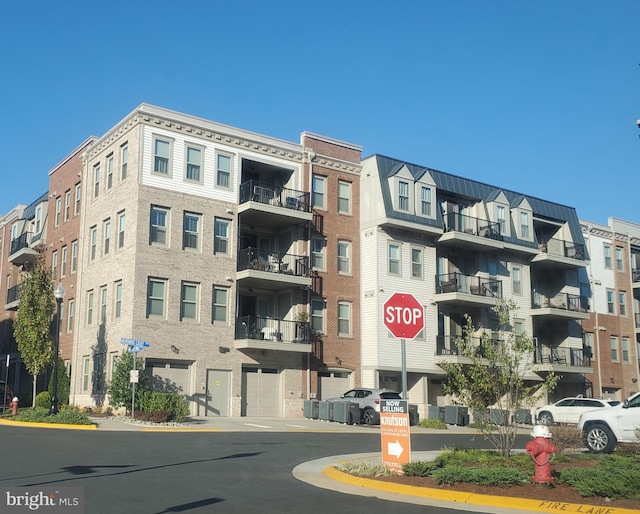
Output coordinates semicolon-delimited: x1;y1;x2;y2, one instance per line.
380;399;411;472
121;338;150;352
383;292;424;340
130;370;139;383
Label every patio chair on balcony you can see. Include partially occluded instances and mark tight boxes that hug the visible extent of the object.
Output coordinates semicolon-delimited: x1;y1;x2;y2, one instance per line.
549;348;567;365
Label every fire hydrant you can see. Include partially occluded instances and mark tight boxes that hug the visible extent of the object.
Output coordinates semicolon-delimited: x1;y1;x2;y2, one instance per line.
526;424;558;485
9;397;19;416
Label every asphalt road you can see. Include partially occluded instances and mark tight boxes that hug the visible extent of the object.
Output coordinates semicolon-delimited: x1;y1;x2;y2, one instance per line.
0;426;530;514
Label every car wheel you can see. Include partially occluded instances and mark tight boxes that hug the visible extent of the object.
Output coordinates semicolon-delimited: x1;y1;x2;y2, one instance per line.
537;412;554;425
584;423;616;454
362;408;377;425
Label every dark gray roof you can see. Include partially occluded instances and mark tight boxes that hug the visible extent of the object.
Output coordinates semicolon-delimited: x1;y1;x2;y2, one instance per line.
21;192;48;221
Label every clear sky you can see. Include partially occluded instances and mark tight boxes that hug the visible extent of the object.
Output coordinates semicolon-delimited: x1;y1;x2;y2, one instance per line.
1;1;639;225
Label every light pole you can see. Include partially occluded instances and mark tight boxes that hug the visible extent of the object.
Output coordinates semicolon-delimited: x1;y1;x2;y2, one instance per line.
50;282;65;415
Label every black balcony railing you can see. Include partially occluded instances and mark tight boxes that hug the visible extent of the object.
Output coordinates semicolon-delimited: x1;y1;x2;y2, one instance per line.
635;313;640;329
436;272;503;298
10;233;33;255
6;284;21;304
443;213;503;240
239;180;311;213
235;315;310;344
532;291;589;312
632;268;640;282
436;334;500;357
237;247;310;277
534;346;591;367
537;237;585;261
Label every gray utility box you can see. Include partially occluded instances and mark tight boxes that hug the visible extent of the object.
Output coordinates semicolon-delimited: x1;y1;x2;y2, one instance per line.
332;402;360;424
444;405;469;426
489;409;509;426
318;401;334;421
303;400;319;419
428;406;445;421
514;408;532;425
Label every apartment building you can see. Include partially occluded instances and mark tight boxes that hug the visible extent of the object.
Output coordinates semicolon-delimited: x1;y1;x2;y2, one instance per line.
71;104;361;417
360;154;592;416
581;218;640;400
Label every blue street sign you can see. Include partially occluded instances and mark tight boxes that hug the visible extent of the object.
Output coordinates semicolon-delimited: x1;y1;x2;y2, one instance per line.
121;338;150;352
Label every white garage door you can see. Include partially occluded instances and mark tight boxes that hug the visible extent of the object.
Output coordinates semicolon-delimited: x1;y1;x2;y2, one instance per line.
318;371;350;400
146;360;191;394
242;367;279;417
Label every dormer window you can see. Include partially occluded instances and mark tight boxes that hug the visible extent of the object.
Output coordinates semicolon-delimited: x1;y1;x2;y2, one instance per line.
398;181;409;211
420;186;432;216
520;211;530;239
496;205;506;234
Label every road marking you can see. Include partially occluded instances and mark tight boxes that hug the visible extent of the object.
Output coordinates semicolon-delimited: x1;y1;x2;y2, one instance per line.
286;424;306;428
245;423;271;428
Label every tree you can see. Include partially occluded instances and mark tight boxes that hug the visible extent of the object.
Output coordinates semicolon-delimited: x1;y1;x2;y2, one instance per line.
13;250;55;407
108;351;149;410
47;356;70;406
439;299;557;457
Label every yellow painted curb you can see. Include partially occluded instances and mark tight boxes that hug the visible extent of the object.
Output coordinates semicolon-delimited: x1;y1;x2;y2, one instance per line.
140;427;220;432
324;466;640;514
0;418;97;430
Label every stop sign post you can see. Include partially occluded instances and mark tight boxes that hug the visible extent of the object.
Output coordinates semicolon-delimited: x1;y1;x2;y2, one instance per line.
383;293;425;399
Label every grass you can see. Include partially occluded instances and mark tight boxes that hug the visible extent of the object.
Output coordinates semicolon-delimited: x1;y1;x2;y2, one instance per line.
3;407;94;425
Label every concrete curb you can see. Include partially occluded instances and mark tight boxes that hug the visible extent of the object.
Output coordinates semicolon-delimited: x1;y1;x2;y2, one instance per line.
0;418;97;430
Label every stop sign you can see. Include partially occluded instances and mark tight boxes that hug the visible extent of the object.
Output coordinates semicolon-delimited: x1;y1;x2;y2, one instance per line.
383;293;424;339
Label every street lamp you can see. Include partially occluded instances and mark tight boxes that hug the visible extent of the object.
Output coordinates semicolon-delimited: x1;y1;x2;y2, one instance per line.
50;282;65;415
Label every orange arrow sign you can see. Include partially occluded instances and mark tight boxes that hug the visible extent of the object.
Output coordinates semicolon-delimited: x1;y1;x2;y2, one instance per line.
380;400;411;472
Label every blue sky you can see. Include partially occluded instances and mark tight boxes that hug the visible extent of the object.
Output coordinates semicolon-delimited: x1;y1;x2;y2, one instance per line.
1;1;639;225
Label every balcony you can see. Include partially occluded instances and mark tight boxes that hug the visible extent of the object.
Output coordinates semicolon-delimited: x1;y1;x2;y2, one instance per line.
8;232;39;266
439;213;504;251
236;247;312;290
635;312;640;330
531;291;590;320
238;180;312;229
434;272;502;307
435;334;500;363
234;315;312;353
534;347;592;373
632;268;640;284
532;238;586;270
4;284;21;310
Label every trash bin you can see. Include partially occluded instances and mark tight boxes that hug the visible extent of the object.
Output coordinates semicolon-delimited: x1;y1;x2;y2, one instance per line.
428;406;445;421
318;401;333;421
347;403;360;425
332;401;349;423
444;405;469;426
515;408;532;425
489;408;509;426
408;404;420;426
303;400;319;419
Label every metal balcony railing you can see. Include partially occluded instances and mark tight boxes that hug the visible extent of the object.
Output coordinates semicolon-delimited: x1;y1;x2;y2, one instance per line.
635;313;640;329
235;315;311;344
10;233;34;255
239;180;311;213
632;268;640;282
443;213;502;240
6;284;21;304
537;237;585;261
532;291;589;312
237;247;310;277
436;334;501;357
436;272;503;298
534;347;591;367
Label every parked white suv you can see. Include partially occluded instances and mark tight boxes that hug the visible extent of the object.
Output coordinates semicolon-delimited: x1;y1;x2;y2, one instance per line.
577;391;640;453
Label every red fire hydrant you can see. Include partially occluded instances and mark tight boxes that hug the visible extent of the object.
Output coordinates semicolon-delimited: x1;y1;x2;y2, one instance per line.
9;397;19;416
526;424;558;485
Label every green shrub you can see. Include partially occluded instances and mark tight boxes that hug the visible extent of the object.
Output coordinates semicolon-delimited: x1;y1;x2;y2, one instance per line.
418;418;448;429
12;407;93;425
558;463;640;500
47;357;70;406
34;391;51;409
403;461;441;476
137;391;189;422
432;465;529;487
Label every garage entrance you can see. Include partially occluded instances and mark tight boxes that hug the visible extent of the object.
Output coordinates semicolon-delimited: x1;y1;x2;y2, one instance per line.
145;360;191;394
318;371;350;400
241;366;279;416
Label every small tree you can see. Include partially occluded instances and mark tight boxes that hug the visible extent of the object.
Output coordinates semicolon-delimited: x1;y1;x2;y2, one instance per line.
47;356;70;406
107;351;149;410
439;299;557;457
13;250;55;407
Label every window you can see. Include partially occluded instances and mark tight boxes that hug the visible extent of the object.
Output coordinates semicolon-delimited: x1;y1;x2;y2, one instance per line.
181;282;199;320
312;175;326;209
90;226;97;261
619;291;626;316
118;212;125;248
183;212;200;250
411;248;422;279
67;299;75;333
514;319;525;341
147;278;166;317
114;281;122;318
107;154;114;189
55;197;61;226
583;332;593;359
93;164;100;198
71;240;78;273
610;336;619;362
87;290;94;325
100;286;107;323
622;337;630;363
388;243;401;275
74;183;81;215
216;153;231;188
606;289;615;314
337;240;351;274
520;211;530;239
61;246;68;277
604;244;612;269
52;251;58;281
496;205;506;233
121;143;128;180
82;357;90;392
398;181;409;211
311;299;325;333
512;266;522;295
153;138;171;174
338;301;352;336
214;218;230;254
185;146;202;182
616;247;623;271
34;205;42;234
150;206;168;245
64;190;71;221
103;219;111;255
311;238;325;271
212;286;228;322
338;181;351;214
420;186;431;216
